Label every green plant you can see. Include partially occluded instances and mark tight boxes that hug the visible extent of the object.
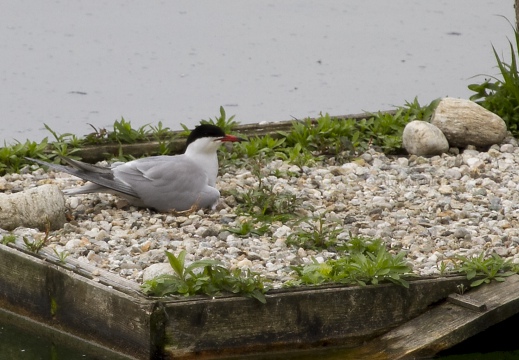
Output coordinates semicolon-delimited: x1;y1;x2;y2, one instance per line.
469;21;519;135
44;123;82;147
359;98;440;154
234;186;298;221
455;252;516;287
291;237;413;288
279;104;439;161
199;106;239;134
282;113;360;160
109;118;150;143
83;124;109;144
457;283;467;295
287;213;343;249
235;135;286;160
149;121;172;139
53;249;70;264
344;247;411;287
402;97;441;122
44;124;81;159
0;138;50;174
339;236;385;254
230;159;299;221
23;236;45;253
22;221;53;253
150;121;175;155
49;142;80;159
436;260;454;277
50;297;58;317
154;139;172;155
284;143;318;169
0;234;16;245
365;111;405;152
141;250;268;303
226;219;270;237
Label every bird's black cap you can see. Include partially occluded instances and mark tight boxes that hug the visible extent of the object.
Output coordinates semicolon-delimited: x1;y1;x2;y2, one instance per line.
186;124;227;146
186;124;244;146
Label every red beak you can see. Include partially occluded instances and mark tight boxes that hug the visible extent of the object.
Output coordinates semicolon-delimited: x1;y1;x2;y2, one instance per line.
219;134;246;142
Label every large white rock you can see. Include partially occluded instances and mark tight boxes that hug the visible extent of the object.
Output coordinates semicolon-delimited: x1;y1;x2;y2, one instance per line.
402;120;449;156
0;184;66;231
431;97;507;148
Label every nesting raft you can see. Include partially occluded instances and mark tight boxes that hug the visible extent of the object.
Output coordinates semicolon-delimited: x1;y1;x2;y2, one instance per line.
3;243;518;360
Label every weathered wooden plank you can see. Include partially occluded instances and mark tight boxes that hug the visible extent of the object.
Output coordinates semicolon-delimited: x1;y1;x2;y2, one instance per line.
0;244;162;360
447;293;487;312
161;276;471;359
37;246;144;296
353;274;519;360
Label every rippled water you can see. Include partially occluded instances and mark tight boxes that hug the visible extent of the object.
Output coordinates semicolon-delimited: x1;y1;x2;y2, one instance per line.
0;0;514;144
0;318;129;360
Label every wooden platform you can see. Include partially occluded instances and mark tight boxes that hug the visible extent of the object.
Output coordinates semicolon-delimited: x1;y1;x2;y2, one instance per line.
351;274;519;359
1;242;519;359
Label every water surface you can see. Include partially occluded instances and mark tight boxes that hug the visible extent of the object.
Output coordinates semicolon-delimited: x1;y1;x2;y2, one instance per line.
0;0;514;144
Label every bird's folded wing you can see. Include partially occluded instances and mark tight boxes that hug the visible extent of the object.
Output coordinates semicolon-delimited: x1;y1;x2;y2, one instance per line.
113;156;212;208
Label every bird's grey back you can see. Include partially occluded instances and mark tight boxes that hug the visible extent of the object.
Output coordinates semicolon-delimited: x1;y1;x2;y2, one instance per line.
113;155;219;211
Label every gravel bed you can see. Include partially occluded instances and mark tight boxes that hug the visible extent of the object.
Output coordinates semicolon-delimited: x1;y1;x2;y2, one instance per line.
3;138;519;289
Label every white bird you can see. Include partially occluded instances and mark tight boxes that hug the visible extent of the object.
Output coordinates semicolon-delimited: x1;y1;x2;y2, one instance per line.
27;124;244;212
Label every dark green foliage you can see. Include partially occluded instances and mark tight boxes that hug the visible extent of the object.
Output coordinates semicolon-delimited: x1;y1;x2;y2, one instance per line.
23;236;45;253
454;252;517;287
286;213;343;250
0;234;16;245
230;159;300;221
192;106;239;135
290;237;413;288
141;250;268;303
469;22;519;135
0;138;49;174
226;219;270;237
109;118;150;143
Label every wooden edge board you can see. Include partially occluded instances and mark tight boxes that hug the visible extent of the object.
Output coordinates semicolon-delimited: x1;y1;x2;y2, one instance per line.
351;274;519;360
7;242;144;297
159;276;473;359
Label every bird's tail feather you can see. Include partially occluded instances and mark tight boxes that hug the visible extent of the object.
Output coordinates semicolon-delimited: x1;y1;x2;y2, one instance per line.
25;157;139;198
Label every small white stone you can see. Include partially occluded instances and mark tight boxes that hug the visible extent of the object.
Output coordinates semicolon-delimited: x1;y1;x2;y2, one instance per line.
237;258;253;268
65;239;83;251
273;225;291;238
69;197;79;209
438;185;453;195
142;263;175;282
500;143;515;153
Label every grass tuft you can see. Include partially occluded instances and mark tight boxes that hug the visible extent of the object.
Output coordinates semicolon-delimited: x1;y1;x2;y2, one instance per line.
469;20;519;135
141;250;268;303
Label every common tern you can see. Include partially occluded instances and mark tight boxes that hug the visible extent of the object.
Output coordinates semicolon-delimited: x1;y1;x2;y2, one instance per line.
27;124;244;212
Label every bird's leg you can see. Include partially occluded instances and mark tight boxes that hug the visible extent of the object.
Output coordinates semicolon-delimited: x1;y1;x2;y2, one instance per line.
169;203;200;216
